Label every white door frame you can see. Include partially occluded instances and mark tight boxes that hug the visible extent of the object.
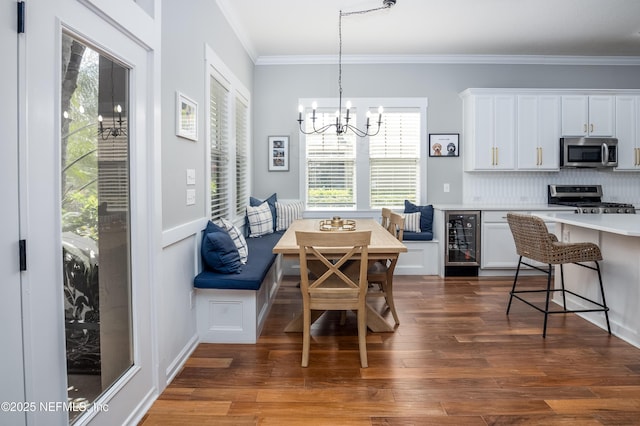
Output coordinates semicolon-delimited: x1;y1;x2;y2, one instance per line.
19;1;160;424
1;0;26;423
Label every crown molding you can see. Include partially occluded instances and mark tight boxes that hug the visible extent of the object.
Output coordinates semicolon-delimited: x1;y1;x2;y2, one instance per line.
256;54;640;66
216;0;258;63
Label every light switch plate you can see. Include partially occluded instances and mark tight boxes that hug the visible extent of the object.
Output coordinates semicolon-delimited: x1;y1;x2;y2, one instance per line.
186;189;196;205
186;169;196;185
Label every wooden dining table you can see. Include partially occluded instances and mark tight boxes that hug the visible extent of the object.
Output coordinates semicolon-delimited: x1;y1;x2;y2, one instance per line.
272;218;407;332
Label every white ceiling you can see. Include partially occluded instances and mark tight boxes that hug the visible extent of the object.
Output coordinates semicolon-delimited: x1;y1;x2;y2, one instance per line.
217;0;640;64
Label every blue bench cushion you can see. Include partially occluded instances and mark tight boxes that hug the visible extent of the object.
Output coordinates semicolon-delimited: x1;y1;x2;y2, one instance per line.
403;231;433;241
194;231;283;290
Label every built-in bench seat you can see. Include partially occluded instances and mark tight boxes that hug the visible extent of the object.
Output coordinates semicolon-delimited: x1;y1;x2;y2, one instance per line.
402;231;433;241
194;232;283;343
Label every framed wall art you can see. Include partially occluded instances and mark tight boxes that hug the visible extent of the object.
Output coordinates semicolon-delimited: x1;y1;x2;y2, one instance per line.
176;91;198;141
429;133;459;157
268;136;289;171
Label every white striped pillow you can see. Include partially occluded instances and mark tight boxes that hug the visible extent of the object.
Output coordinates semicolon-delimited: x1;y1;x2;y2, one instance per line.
404;212;421;232
246;202;273;237
276;201;304;231
215;218;249;264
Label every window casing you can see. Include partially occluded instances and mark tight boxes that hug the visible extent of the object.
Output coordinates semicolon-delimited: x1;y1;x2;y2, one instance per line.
299;98;427;211
235;96;249;217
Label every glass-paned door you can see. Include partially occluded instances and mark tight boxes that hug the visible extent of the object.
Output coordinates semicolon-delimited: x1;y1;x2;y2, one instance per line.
61;33;133;422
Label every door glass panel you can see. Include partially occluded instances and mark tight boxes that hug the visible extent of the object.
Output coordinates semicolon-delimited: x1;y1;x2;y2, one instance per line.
61;33;132;423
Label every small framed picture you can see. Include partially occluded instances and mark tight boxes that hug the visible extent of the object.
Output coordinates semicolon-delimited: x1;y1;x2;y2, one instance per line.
268;136;289;171
176;91;198;141
429;133;459;157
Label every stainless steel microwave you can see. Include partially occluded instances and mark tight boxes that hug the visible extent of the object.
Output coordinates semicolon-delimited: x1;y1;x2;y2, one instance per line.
560;137;618;168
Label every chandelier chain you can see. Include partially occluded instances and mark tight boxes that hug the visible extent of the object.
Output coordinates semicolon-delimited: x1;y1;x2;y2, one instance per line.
297;1;396;137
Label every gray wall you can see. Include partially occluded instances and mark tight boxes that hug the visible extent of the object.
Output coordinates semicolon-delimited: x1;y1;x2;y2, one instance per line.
157;0;255;391
162;0;254;229
253;62;640;204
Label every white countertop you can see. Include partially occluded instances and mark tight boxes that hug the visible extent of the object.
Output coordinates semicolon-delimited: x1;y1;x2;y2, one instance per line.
534;213;640;237
433;204;575;212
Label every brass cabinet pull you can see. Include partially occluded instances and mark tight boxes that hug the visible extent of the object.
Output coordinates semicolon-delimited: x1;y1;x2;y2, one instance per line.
491;147;495;166
495;147;499;165
584;124;587;133
538;147;543;166
590;123;594;133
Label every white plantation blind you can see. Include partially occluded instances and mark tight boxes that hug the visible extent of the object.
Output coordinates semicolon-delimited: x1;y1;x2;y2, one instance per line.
210;75;230;220
235;95;249;217
305;111;356;208
369;108;421;208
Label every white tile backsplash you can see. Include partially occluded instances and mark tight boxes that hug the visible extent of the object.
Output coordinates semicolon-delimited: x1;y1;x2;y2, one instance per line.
463;170;640;206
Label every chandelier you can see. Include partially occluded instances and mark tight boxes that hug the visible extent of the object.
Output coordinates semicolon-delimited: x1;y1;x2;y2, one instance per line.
98;104;126;140
98;61;127;140
297;0;397;137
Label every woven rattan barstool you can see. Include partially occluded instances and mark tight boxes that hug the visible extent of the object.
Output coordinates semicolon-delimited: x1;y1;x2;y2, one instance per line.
506;213;611;337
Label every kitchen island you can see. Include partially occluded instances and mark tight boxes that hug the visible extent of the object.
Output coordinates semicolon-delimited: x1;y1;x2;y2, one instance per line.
535;213;640;348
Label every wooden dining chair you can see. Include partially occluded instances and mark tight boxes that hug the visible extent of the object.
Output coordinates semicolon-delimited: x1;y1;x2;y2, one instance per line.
380;207;392;230
295;230;372;368
368;211;404;325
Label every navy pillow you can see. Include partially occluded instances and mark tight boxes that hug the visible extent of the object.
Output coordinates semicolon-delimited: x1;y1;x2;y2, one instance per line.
202;227;242;274
249;193;277;233
404;200;434;233
204;220;223;234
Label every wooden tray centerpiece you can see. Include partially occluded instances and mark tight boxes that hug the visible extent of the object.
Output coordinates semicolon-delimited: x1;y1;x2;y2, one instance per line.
319;217;356;231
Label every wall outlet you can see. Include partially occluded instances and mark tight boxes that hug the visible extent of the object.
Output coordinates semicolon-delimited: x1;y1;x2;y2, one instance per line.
562;230;570;242
443;183;450;193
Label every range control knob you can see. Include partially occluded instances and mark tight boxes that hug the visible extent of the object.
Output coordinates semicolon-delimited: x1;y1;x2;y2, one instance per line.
591;208;598;214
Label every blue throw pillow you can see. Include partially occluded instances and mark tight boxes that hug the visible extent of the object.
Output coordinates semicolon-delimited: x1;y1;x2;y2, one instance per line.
404;200;434;233
249;193;277;233
202;227;242;274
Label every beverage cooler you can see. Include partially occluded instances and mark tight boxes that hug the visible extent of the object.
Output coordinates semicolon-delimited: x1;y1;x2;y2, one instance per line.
444;210;481;276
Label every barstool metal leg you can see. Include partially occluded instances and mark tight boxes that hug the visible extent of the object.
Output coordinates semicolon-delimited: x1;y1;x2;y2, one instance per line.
542;263;553;338
595;261;611;334
506;256;523;315
559;264;567;310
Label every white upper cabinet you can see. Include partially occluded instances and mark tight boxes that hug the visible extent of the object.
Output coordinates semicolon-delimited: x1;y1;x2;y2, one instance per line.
463;93;515;171
517;95;561;170
615;96;640;171
461;89;639;173
561;95;615;137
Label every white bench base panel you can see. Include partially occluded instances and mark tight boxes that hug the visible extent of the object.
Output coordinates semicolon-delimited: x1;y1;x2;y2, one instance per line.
196;255;282;343
395;240;439;275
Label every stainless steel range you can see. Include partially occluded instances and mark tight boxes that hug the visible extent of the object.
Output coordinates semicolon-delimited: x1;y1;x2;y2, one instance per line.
548;184;636;214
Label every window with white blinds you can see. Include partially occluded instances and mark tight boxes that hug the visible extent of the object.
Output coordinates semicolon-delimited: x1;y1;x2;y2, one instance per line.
235;95;249;217
299;98;427;211
206;45;251;222
369;108;421;208
304;111;356;208
209;76;230;220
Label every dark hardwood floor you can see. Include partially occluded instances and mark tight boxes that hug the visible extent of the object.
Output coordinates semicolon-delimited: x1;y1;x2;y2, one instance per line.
140;275;640;425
